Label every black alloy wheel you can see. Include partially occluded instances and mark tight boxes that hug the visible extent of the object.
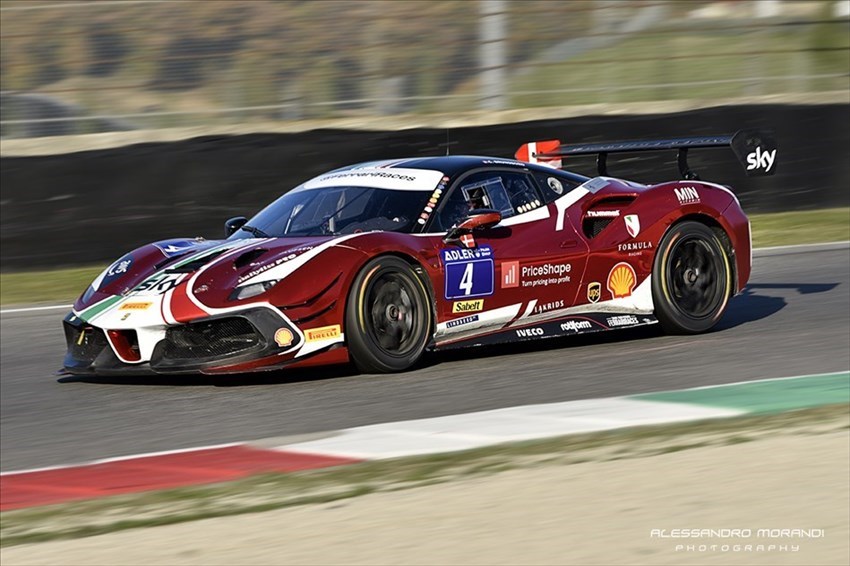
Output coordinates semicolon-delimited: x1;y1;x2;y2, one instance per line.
652;221;732;334
346;256;433;373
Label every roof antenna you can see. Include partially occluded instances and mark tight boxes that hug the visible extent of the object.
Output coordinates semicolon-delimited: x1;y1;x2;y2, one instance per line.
446;129;450;156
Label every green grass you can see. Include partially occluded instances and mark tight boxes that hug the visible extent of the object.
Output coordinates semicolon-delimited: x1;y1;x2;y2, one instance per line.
0;207;847;307
445;14;850;111
1;403;847;547
0;265;105;307
749;207;850;248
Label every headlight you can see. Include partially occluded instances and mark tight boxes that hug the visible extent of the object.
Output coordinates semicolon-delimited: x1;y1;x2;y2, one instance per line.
230;279;280;301
81;284;97;304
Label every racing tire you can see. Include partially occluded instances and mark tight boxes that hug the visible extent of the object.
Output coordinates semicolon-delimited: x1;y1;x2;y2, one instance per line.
651;221;732;335
346;256;433;373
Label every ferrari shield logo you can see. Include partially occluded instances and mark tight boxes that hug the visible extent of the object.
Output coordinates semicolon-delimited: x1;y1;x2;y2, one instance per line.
587;282;601;303
624;214;640;238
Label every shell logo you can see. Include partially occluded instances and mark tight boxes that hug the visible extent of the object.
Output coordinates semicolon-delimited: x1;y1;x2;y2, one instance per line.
607;262;636;299
274;328;294;347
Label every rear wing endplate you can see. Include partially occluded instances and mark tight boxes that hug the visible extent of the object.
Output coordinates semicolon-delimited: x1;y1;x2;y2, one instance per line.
515;130;778;180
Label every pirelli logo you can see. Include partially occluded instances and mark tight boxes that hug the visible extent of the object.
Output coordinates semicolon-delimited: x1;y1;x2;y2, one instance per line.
452;299;484;314
119;301;152;311
305;325;342;343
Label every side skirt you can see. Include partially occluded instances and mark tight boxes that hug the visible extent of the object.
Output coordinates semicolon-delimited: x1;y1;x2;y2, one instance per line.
435;312;658;350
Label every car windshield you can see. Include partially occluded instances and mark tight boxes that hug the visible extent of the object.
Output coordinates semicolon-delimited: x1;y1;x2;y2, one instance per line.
230;185;433;238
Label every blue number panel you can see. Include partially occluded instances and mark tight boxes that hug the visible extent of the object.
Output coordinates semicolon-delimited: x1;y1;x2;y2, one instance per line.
441;245;495;300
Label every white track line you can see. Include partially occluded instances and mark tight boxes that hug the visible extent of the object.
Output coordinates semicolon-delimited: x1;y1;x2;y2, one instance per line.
0;442;244;477
0;304;73;314
753;240;849;254
633;370;849;393
2;240;847;315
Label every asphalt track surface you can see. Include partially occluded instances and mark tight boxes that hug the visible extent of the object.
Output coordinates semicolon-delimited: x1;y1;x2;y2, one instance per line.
1;243;848;472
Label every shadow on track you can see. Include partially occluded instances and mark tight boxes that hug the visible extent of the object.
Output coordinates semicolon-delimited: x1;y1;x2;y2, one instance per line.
57;282;835;387
57;363;359;387
716;282;837;330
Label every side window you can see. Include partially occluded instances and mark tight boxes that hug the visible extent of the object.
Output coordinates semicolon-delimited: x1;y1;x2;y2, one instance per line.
502;174;542;214
431;171;545;232
533;172;579;203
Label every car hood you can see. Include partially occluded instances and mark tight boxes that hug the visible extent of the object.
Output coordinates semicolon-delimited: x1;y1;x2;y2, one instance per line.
73;234;356;319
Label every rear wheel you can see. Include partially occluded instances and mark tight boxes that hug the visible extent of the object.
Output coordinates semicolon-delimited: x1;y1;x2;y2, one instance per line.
345;256;433;373
652;221;732;334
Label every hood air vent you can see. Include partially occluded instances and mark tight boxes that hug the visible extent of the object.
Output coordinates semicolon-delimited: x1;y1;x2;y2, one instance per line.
233;248;269;269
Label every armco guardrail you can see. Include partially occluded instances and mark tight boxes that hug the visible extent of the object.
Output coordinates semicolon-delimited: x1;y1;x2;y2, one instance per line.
1;103;847;269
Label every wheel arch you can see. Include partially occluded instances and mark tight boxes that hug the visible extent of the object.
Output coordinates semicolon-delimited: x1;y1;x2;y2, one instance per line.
343;251;438;345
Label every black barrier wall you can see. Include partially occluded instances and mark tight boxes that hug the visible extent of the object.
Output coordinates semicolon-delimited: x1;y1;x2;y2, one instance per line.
1;104;848;269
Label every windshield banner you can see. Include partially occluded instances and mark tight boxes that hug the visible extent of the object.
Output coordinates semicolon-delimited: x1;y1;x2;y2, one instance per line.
301;167;444;192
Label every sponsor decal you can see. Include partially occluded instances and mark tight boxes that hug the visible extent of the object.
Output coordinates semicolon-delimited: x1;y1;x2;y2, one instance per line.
560;319;592;333
746;147;777;172
618;241;653;253
502;261;519;288
274;328;294;347
521;262;571;288
587;209;620;218
446;314;479;328
607;315;639;327
533;299;564;315
547;177;563;195
154;240;204;258
452;299;484;314
481;159;524;166
121;313;132;321
523;263;571;278
516;327;544;338
607;262;636;299
587;282;601;303
119;301;152;311
107;258;132;276
419;184;445;225
98;254;134;289
317;170;415;183
126;273;182;296
501;260;571;289
624;214;640;238
305;325;341;343
304;167;444;192
517;199;541;214
237;247;313;284
674;186;700;205
441;245;494;299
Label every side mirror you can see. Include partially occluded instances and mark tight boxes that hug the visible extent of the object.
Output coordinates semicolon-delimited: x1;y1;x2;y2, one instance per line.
444;208;501;247
224;216;248;237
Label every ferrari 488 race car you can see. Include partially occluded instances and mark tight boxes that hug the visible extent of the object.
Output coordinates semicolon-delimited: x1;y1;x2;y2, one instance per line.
63;130;777;376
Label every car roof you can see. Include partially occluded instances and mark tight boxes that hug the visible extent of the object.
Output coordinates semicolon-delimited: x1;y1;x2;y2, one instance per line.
346;155;590;183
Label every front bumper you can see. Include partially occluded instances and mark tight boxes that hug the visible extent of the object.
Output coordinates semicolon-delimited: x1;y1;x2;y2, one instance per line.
63;307;308;375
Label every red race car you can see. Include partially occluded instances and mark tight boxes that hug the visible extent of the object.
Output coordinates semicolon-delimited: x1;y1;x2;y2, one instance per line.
63;130;776;375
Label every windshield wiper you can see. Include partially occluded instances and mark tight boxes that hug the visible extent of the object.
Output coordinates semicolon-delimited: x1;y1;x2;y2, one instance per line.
240;225;271;238
320;189;371;234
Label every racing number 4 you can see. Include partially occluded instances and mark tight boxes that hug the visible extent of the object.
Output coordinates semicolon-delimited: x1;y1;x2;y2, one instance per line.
459;263;474;296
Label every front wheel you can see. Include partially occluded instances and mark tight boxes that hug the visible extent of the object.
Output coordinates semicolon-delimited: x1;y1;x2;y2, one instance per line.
652;221;732;334
345;256;433;373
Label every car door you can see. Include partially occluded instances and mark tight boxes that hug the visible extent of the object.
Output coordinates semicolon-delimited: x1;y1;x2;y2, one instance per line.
431;168;590;344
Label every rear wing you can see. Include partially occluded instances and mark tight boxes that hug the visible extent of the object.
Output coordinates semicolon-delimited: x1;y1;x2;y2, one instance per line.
515;130;778;180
